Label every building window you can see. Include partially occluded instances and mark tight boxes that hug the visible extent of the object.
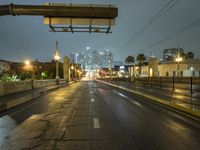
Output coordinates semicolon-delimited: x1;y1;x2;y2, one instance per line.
180;71;183;77
173;71;176;77
192;71;195;77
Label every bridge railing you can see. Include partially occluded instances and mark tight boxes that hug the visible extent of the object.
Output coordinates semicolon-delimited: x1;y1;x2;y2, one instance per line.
0;79;67;96
98;76;200;95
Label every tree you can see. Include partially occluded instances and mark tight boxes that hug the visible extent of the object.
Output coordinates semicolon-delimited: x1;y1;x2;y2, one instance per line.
180;52;186;60
125;56;135;64
186;51;194;59
136;54;146;65
136;54;146;75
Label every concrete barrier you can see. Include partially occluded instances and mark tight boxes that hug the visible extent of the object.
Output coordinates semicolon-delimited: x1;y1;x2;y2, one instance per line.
0;79;67;96
0;81;4;96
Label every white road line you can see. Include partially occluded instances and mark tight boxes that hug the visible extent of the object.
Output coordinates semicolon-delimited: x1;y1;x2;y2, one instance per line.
21;101;40;110
10;101;40;116
113;90;129;99
113;90;142;107
10;111;20;116
59;116;68;127
93;118;100;129
131;101;142;107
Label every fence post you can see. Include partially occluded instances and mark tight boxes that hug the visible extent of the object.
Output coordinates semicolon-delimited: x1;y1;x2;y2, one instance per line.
190;77;193;96
0;81;5;96
160;77;162;88
172;76;175;91
31;79;35;90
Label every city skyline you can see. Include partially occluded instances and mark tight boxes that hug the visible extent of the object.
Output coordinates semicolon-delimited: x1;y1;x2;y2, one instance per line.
0;0;200;62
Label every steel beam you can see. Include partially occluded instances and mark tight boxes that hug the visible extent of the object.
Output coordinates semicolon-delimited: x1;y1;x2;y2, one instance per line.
0;4;118;18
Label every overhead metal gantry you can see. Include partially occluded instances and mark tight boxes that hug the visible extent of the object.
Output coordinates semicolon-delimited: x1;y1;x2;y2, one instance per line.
0;3;118;34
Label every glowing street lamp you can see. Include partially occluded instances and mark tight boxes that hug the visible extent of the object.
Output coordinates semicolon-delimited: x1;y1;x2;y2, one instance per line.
25;60;30;66
175;57;183;77
70;64;75;80
54;41;60;81
24;60;33;72
190;67;194;77
70;65;74;70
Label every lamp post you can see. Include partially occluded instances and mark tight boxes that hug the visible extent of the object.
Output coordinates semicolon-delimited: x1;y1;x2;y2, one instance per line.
24;60;33;73
175;57;182;77
190;67;194;77
70;64;74;80
54;41;60;84
25;60;30;66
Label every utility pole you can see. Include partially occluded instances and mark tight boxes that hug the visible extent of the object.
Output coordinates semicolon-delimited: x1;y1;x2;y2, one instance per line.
54;41;60;84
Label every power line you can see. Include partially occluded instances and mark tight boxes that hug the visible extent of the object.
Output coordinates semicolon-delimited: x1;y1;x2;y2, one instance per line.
119;0;180;51
140;19;200;52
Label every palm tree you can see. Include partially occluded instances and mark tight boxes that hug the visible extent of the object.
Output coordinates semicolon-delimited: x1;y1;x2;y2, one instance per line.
137;54;146;65
186;51;194;59
180;52;186;60
125;56;135;64
136;54;146;75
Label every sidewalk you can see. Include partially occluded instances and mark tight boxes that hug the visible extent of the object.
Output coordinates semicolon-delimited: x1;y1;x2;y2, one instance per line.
0;81;76;112
108;80;200;110
97;79;200;121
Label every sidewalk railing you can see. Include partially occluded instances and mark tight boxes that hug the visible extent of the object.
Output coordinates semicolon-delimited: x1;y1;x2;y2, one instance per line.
98;77;200;96
132;77;200;94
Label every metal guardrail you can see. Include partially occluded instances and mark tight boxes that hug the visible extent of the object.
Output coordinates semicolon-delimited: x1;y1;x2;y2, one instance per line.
98;77;200;95
0;4;118;18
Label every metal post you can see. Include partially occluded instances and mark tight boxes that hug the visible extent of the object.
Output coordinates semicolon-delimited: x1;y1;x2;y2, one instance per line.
138;77;140;86
190;77;193;95
172;76;175;91
160;77;162;88
56;60;59;84
55;41;60;85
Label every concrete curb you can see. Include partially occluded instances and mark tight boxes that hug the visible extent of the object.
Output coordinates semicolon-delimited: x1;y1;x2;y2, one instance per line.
0;81;77;112
96;80;200;122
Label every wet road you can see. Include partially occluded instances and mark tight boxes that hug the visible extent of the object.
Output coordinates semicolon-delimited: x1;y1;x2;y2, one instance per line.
1;80;200;149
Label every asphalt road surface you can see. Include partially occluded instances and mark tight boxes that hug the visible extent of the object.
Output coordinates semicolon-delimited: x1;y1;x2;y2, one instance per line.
0;80;200;150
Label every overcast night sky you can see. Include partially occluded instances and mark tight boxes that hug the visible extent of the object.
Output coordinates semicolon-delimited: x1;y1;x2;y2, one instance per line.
0;0;200;62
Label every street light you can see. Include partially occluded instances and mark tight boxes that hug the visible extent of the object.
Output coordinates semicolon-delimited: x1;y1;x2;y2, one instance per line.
24;60;32;71
70;64;75;80
25;60;30;66
175;57;183;77
54;41;60;82
190;67;194;77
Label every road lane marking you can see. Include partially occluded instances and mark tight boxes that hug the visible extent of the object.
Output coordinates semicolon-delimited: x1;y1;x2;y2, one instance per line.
9;101;40;116
93;118;100;129
113;90;129;99
113;90;142;108
59;116;68;127
10;111;20;116
131;101;142;107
